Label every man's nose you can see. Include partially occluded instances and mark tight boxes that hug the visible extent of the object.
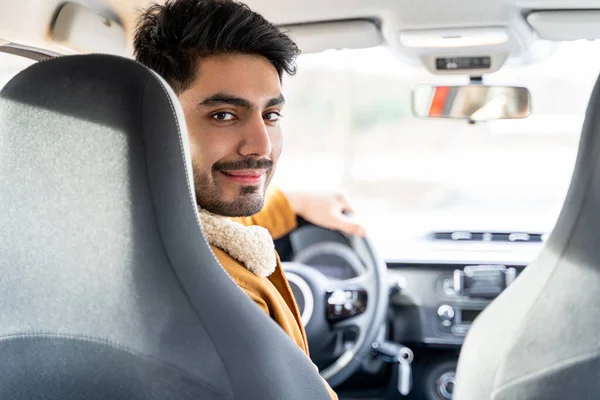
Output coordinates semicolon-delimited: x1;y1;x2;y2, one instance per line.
238;114;272;157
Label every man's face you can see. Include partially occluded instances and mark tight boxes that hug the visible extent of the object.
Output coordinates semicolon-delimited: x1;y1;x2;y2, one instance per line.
178;54;284;217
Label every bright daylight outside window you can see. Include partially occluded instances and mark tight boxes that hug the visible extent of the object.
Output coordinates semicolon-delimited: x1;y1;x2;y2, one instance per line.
0;53;35;88
1;47;595;263
275;42;600;262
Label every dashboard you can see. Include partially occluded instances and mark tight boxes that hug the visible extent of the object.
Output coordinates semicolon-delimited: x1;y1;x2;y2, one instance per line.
387;262;526;347
382;262;527;400
278;221;526;348
277;223;529;400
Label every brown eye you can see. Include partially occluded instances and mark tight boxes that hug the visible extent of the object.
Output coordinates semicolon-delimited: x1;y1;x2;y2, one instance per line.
264;112;282;122
212;112;235;121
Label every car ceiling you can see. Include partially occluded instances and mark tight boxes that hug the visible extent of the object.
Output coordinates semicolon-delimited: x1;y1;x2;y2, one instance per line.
2;0;600;68
113;0;600;32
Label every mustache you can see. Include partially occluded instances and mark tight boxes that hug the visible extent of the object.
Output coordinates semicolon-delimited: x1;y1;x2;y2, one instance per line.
213;158;274;172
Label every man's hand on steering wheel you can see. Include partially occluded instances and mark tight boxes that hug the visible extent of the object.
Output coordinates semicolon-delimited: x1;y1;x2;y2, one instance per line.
284;190;367;237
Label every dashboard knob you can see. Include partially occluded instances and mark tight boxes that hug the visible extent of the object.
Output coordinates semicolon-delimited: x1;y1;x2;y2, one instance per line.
437;305;455;321
436;371;456;399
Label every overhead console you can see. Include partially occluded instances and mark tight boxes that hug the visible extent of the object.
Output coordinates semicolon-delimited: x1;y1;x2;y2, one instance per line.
399;24;534;75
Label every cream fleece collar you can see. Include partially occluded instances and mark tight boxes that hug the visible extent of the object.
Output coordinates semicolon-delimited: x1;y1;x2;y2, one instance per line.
198;209;277;277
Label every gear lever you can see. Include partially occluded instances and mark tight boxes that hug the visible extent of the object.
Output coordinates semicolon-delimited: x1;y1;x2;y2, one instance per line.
372;341;414;396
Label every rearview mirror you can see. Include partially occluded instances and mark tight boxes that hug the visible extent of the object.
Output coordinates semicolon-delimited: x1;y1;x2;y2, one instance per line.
412;85;531;122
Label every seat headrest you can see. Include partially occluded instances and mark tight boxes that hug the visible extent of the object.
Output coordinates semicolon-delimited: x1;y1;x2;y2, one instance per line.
544;72;600;264
0;54;330;400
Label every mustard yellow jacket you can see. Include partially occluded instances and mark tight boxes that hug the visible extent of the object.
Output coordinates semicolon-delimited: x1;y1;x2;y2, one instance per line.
213;188;338;399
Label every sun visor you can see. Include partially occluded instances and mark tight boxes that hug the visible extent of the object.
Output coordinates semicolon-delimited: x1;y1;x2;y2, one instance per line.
528;10;600;41
51;3;127;55
281;20;382;54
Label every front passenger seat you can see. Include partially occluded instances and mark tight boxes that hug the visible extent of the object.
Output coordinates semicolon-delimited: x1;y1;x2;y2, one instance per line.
0;54;330;400
454;74;600;399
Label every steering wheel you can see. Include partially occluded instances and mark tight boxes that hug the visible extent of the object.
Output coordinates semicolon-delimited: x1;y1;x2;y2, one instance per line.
279;220;388;388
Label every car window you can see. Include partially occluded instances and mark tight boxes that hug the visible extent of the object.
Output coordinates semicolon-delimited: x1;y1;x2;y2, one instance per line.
276;43;598;261
0;52;36;89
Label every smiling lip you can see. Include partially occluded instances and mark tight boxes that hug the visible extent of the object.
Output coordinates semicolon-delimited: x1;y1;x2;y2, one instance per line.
219;169;266;184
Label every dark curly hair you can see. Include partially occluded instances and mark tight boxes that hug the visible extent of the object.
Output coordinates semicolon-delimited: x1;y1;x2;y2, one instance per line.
134;0;300;93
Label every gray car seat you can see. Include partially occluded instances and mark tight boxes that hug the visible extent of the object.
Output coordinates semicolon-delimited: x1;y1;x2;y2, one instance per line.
454;74;600;399
0;54;330;400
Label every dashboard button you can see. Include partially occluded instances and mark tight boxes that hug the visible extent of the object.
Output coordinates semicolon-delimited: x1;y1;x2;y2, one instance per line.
437;305;455;321
451;325;469;336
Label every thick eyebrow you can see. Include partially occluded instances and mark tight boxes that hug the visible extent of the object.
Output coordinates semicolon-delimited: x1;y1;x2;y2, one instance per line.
197;93;252;109
196;92;285;111
265;94;285;109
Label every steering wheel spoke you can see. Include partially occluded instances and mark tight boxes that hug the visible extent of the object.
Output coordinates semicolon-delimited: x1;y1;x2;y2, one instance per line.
327;272;371;292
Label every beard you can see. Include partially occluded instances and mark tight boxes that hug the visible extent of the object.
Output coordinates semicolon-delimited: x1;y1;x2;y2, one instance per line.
193;158;274;217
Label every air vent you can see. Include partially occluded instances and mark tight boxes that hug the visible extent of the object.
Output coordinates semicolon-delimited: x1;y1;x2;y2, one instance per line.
431;231;545;243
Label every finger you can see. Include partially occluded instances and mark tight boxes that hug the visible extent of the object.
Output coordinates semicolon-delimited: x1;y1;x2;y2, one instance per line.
336;192;356;213
332;214;366;237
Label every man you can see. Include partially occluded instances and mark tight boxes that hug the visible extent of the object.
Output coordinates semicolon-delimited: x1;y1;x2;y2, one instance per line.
134;0;363;398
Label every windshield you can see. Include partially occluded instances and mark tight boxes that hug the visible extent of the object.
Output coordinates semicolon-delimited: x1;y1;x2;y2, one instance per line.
0;47;592;263
275;42;599;261
0;53;35;87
